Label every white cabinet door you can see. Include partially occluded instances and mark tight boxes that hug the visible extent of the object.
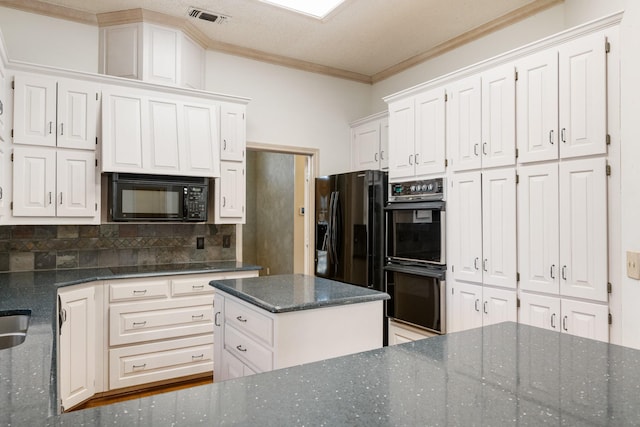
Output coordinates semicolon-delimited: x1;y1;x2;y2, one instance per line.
380;117;389;170
482;287;517;326
12;147;56;217
558;31;607;159
448;74;482;172
180;33;205;90
481;64;516;168
450;281;483;332
100;24;141;79
56;79;98;150
517;163;560;294
13;74;57;147
148;98;181;173
0;146;6;216
0;58;6;141
560;299;609;342
481;169;516;289
102;89;145;172
414;87;446;177
213;293;224;372
59;285;96;411
351;121;380;171
451;172;483;284
220;103;246;162
183;102;219;177
519;292;560;332
516;50;559;163
143;24;179;86
559;158;607;302
216;161;245;223
56;150;96;217
388;98;415;181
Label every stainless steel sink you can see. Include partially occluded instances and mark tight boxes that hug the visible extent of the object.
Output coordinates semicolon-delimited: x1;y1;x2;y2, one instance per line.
0;310;31;350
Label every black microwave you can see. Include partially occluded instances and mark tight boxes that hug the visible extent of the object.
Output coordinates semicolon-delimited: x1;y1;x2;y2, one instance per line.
110;173;209;222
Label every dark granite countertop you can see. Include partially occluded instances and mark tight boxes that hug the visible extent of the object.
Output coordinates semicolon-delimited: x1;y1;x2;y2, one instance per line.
15;321;639;426
209;274;390;313
0;262;260;426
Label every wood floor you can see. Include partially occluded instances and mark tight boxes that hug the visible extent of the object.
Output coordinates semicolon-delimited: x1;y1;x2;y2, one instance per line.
71;376;213;411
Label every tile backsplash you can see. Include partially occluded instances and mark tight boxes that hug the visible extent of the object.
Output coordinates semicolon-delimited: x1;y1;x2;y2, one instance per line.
0;224;236;272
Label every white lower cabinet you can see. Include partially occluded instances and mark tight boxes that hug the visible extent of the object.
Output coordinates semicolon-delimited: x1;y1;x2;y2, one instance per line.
57;270;258;410
448;281;517;333
519;292;609;342
58;282;103;411
387;319;436;345
214;289;383;381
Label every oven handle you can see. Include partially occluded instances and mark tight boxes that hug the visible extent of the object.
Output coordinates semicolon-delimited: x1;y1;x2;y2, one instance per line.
384;263;446;280
385;201;445;211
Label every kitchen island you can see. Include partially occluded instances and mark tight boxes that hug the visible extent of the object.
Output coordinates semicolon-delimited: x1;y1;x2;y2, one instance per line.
210;274;390;381
15;321;638;425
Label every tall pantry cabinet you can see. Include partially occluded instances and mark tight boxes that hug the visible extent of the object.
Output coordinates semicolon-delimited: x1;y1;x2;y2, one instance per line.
517;29;610;343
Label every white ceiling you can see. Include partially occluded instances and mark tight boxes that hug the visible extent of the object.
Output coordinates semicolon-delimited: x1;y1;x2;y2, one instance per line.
11;0;562;82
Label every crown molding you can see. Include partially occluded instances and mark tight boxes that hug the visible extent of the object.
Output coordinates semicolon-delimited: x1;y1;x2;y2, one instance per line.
0;0;96;25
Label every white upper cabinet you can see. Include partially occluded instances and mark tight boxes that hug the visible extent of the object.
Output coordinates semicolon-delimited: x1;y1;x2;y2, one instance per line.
220;103;246;162
481;64;516;169
14;74;98;150
517;30;607;163
101;86;221;177
516;50;559;163
558;31;607;159
388;86;445;181
350;112;388;172
215;160;245;224
101;87;145;172
0;54;7;142
100;22;205;90
13;147;96;218
448;74;482;172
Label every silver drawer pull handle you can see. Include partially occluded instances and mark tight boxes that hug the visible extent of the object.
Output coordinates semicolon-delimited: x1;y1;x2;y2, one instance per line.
562;316;568;331
192;314;204;320
214;311;221;326
192;285;204;290
551;313;556;329
236;345;247;352
236;316;247;323
132;364;146;370
60;123;64;136
49;121;53;134
192;354;204;360
549;129;554;145
133;321;147;327
133;289;147;295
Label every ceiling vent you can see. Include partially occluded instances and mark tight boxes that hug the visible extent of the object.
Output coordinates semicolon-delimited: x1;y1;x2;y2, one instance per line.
187;7;230;24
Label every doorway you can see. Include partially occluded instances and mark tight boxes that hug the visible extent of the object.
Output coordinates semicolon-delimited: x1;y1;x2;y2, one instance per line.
241;143;317;276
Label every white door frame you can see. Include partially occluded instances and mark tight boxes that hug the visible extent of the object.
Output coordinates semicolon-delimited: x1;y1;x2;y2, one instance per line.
238;142;319;275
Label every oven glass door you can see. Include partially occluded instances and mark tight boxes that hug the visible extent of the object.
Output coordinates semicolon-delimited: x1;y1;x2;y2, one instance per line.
386;201;445;265
114;182;184;220
386;266;444;333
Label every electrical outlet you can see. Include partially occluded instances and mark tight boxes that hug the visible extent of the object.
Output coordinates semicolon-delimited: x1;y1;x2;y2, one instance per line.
196;237;204;250
627;251;640;280
222;235;231;248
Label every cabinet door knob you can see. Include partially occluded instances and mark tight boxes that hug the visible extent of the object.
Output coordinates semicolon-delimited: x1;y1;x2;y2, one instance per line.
562;315;568;331
561;265;567;281
214;312;221;326
474;257;479;270
49;121;53;134
374;152;378;162
415;153;420;164
408;154;413;165
561;128;567;143
60;123;64;136
236;315;247;323
549;129;555;145
236;345;247;352
483;301;488;314
483;258;488;272
474;299;480;312
482;142;488;155
550;264;556;279
222;196;227;207
474;143;479;156
551;313;556;329
380;150;384;160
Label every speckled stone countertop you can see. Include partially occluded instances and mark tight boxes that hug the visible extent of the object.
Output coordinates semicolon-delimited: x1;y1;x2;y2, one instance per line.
19;321;640;426
0;262;260;426
209;274;390;313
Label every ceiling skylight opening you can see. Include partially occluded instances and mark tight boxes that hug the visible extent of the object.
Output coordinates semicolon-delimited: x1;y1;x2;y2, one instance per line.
259;0;346;19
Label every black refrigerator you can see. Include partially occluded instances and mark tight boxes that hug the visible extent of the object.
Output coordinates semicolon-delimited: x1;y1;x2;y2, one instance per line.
315;170;388;292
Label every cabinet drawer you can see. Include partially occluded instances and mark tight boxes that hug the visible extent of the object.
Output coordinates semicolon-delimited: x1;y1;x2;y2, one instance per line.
171;276;215;297
224;324;273;373
110;298;213;345
225;297;273;346
109;278;170;302
109;335;213;390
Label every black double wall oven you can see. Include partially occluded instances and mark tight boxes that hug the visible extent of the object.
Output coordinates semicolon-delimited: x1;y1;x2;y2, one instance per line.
385;178;446;334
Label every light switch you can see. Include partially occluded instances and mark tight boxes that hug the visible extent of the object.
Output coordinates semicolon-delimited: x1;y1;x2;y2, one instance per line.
627;251;640;280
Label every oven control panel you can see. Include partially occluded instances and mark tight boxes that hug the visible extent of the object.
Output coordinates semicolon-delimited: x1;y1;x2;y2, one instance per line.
390;178;444;200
